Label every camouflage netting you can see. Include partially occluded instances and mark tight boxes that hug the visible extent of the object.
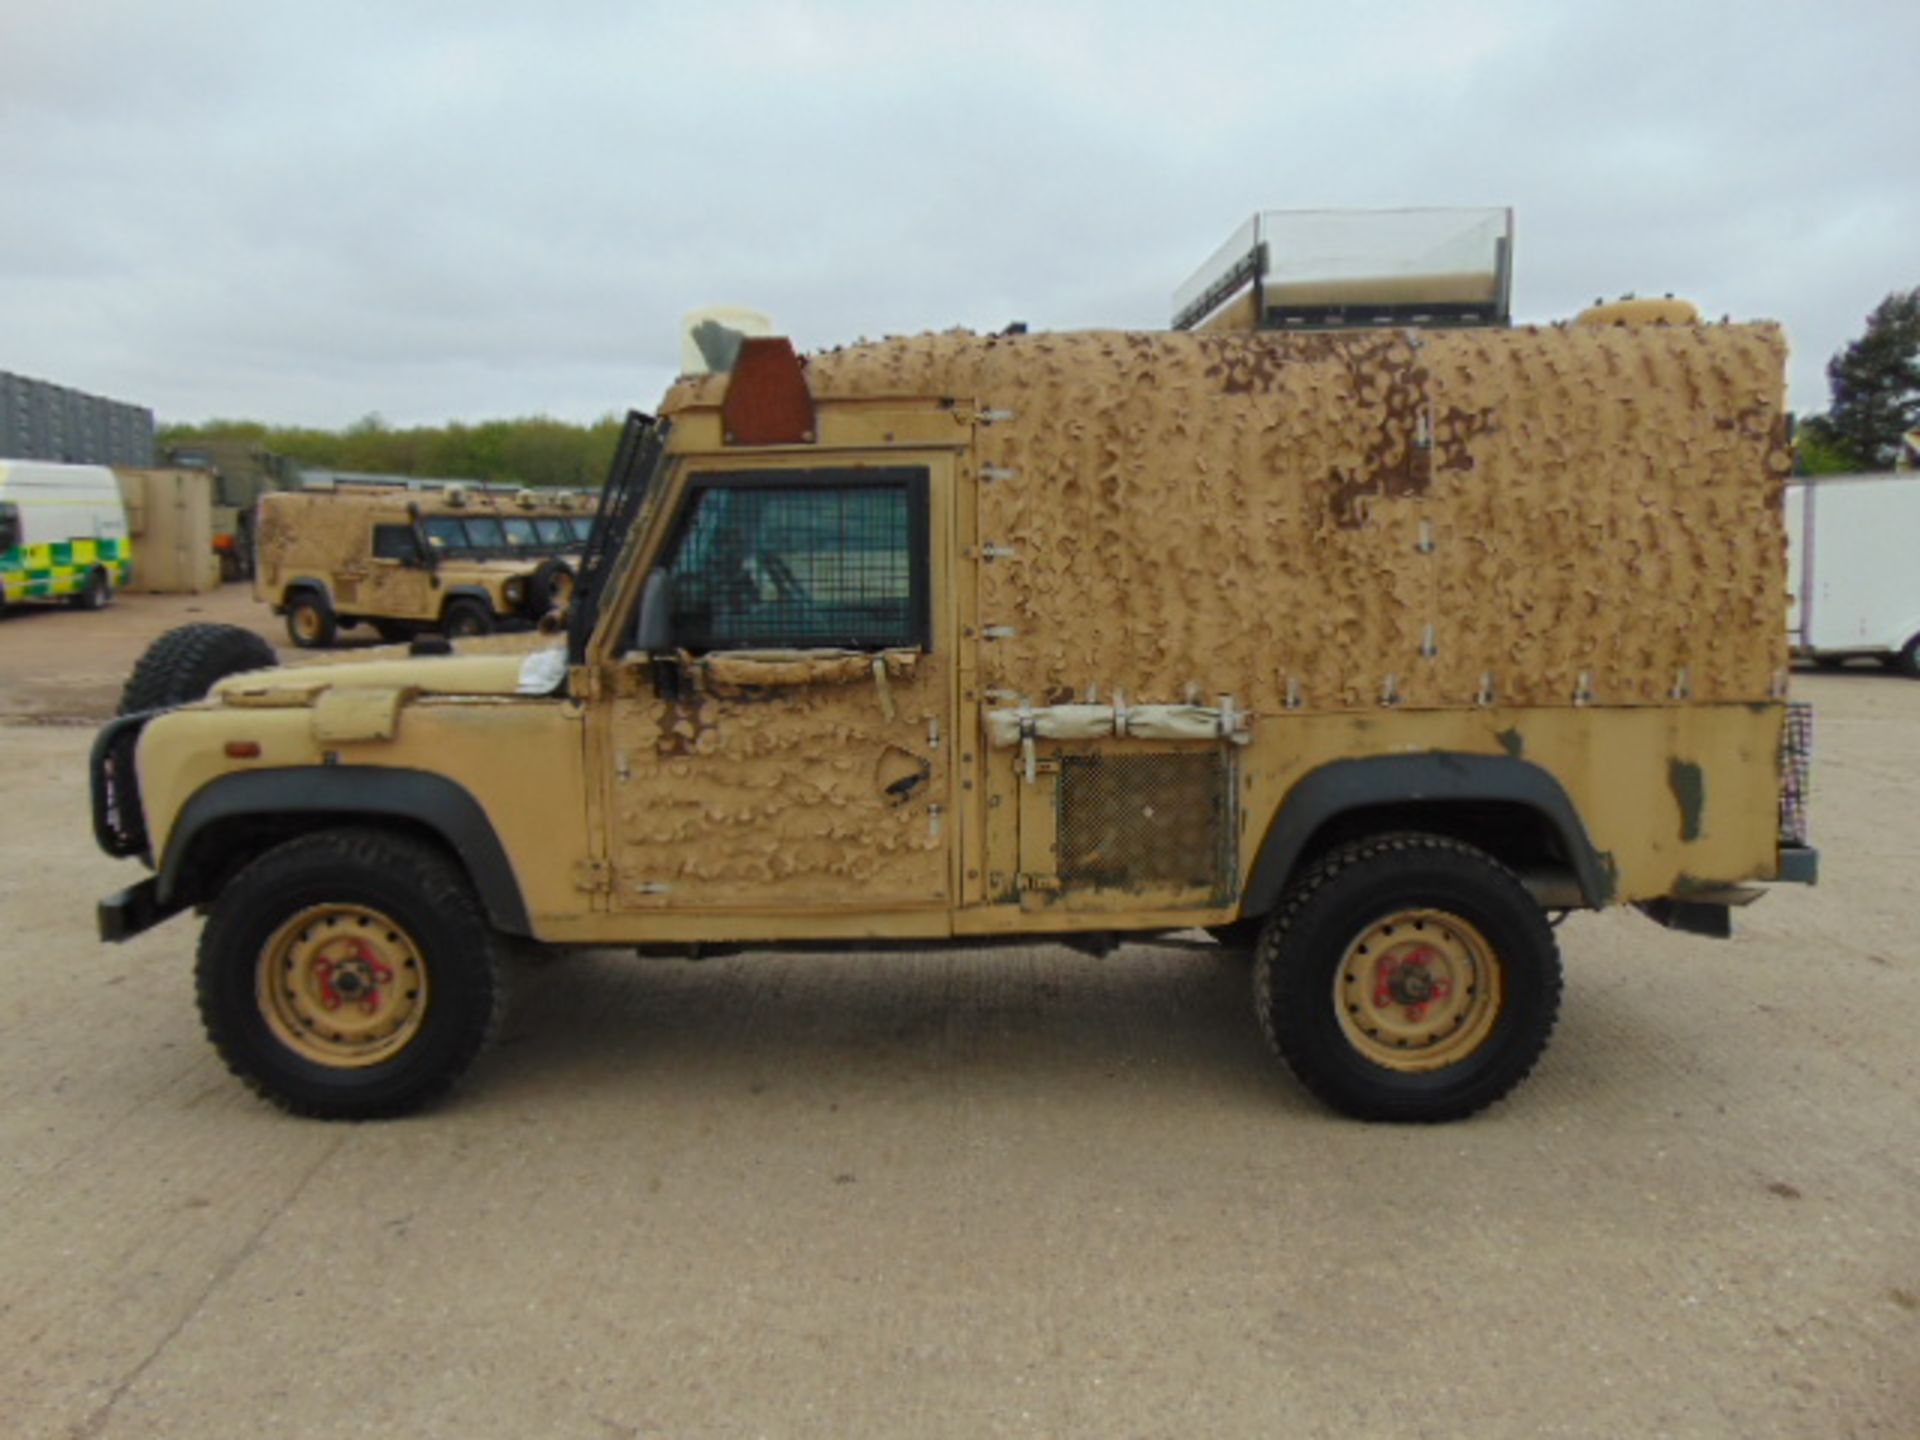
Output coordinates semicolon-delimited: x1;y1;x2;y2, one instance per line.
664;320;1790;712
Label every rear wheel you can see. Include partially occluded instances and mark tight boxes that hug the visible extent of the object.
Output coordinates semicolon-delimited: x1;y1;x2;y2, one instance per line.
1894;635;1920;680
1254;834;1562;1123
196;830;501;1119
119;622;278;714
70;566;111;610
285;590;337;648
441;596;494;638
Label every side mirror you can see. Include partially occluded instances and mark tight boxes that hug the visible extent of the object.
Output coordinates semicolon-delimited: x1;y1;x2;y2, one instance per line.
634;567;674;652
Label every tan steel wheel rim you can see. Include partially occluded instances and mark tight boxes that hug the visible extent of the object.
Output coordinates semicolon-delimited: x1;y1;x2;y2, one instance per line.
257;903;429;1067
550;570;574;607
292;605;324;642
1334;908;1502;1072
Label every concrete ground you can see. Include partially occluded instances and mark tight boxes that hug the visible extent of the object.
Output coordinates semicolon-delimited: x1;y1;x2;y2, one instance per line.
1;589;1915;1438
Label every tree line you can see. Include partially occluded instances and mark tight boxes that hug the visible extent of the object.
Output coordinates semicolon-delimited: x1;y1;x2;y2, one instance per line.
157;413;630;491
1797;287;1920;475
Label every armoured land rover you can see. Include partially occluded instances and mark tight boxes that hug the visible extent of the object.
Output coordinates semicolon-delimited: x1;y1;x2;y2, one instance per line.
91;212;1816;1122
253;482;590;646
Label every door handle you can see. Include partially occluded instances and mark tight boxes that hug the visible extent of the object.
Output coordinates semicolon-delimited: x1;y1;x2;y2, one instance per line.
885;770;928;802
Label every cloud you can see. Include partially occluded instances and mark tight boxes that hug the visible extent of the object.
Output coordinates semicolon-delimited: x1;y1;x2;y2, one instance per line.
1;0;1914;426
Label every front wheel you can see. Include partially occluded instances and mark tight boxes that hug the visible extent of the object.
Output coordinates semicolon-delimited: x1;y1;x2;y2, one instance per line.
285;591;337;648
1254;834;1562;1123
1893;635;1920;680
196;830;502;1119
440;597;495;638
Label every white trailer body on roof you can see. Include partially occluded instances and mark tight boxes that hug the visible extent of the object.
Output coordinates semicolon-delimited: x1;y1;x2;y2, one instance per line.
1787;471;1920;668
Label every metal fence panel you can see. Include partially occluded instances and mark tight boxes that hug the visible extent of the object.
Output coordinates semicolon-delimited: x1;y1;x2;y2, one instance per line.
0;369;155;466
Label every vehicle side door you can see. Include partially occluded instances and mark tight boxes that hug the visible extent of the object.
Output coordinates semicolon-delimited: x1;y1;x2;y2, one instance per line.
364;521;435;619
601;459;953;917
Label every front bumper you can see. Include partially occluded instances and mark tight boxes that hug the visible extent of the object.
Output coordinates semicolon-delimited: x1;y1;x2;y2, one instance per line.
98;878;184;943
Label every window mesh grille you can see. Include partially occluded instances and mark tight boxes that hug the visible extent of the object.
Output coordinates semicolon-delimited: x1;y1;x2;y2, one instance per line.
1057;752;1234;894
670;485;915;650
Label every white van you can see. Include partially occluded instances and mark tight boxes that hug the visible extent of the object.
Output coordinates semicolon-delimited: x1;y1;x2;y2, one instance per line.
0;461;132;609
1786;471;1920;674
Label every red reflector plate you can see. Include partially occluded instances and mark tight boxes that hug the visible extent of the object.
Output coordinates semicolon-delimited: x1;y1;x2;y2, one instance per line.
722;337;816;446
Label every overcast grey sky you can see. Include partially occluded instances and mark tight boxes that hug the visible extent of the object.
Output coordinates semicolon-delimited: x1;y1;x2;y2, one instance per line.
3;0;1915;429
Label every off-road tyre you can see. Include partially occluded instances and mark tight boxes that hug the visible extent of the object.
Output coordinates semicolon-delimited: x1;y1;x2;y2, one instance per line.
196;829;502;1120
526;558;574;618
1894;635;1920;680
70;566;112;610
440;596;495;638
285;589;337;648
1254;833;1562;1123
118;622;278;714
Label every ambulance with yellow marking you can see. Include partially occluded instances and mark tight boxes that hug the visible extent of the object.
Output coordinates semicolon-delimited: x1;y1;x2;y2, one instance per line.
0;461;131;610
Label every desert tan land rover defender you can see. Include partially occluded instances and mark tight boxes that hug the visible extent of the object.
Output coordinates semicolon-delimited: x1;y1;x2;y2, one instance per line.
91;220;1816;1123
253;484;588;646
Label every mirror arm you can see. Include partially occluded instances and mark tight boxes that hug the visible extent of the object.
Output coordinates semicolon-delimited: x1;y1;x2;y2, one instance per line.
406;502;440;572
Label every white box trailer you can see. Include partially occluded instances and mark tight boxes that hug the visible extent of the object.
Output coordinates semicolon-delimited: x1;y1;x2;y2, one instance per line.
1787;471;1920;674
0;460;132;609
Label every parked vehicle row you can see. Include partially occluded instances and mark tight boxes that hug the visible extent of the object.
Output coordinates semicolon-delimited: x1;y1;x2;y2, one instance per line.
252;486;590;646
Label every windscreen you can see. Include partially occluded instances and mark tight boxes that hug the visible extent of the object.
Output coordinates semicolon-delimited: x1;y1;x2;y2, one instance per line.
424;516;468;554
463;516;507;550
567;413;666;663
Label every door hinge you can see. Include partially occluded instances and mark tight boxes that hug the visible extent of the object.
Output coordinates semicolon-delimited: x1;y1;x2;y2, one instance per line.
573;859;613;892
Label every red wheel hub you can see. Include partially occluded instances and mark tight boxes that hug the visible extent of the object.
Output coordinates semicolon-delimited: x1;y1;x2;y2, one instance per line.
1372;946;1453;1021
311;939;394;1014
